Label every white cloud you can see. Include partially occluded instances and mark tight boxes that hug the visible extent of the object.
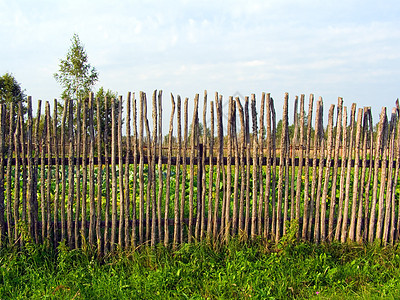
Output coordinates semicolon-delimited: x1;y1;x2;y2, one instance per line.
0;0;399;122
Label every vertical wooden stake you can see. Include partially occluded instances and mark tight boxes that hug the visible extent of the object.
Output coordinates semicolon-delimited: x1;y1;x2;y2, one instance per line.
237;98;246;235
117;96;124;247
150;91;157;247
320;104;335;242
264;94;272;238
180;97;188;243
131;94;138;249
164;94;175;246
258;93;265;235
290;96;299;222
301;95;314;240
52;100;59;245
173;95;182;248
67;99;75;248
6;104;14;244
348;108;363;241
207;99;215;239
111;97;118;250
328;98;343;241
275;93;288;242
188;94;199;243
97;95;103;253
74;100;81;248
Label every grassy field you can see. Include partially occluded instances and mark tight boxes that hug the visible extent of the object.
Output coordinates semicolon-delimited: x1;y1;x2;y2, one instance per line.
1;229;400;300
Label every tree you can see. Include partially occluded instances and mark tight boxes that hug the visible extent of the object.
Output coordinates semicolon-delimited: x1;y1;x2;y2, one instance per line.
0;73;26;107
0;73;27;136
94;87;120;136
54;34;98;101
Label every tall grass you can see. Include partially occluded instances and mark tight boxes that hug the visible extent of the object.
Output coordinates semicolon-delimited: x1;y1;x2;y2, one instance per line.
1;232;400;299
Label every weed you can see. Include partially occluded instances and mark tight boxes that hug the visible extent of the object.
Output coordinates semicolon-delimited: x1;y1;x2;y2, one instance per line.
1;239;400;299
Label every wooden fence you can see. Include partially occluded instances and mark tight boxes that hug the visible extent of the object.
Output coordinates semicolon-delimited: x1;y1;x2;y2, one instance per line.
0;91;399;252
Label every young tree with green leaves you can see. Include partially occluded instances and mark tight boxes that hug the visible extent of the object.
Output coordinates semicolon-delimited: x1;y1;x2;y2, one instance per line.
54;33;98;101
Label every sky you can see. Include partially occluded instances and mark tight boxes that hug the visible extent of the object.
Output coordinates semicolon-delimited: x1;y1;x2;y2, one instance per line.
1;0;400;126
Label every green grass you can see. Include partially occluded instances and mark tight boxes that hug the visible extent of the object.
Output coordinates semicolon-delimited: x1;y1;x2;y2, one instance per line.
2;235;400;299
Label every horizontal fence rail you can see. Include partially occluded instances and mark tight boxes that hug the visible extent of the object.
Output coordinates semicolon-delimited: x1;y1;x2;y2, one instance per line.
0;91;399;253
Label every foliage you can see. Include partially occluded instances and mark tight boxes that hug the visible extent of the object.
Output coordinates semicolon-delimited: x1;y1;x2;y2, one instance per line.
54;34;98;102
0;73;26;107
1;239;400;299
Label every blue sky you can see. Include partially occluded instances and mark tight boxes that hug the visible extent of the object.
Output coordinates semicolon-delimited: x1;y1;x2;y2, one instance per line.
1;0;399;123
